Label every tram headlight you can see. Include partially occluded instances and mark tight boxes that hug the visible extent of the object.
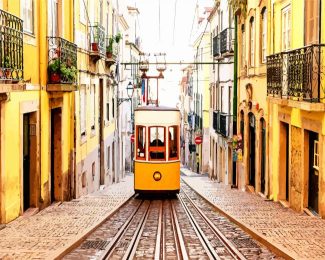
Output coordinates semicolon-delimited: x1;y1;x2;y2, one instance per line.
153;171;162;181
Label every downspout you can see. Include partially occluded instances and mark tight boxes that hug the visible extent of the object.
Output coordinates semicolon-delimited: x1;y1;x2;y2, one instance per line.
72;0;76;199
318;0;321;101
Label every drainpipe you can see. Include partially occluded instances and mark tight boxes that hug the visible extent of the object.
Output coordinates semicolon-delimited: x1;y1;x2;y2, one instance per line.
232;15;238;186
318;0;321;101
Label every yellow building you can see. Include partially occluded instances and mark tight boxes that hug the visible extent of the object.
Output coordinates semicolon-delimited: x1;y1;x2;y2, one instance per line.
0;0;76;223
267;0;325;217
236;0;269;194
74;0;117;198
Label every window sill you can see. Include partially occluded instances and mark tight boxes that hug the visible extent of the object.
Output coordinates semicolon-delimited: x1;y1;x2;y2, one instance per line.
80;134;87;145
90;128;96;138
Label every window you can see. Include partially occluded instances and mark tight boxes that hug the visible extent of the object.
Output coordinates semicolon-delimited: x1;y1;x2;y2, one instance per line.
149;126;165;161
79;0;87;24
48;0;60;37
136;126;146;160
261;8;267;63
106;83;110;121
90;84;96;130
107;146;110;170
282;6;291;51
80;85;87;136
112;98;115;118
168;126;179;160
106;1;110;36
305;0;319;45
249;17;255;67
100;0;104;25
241;25;246;68
313;140;319;170
22;0;34;33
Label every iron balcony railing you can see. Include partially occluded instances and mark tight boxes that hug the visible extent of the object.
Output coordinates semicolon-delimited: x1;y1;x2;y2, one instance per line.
0;9;23;81
213;35;220;57
267;44;325;102
213;110;220;132
47;37;77;84
213;110;230;137
89;23;105;56
220;28;234;55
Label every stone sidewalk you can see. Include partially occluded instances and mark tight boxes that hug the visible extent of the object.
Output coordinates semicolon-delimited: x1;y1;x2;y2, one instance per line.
181;167;325;260
0;174;134;260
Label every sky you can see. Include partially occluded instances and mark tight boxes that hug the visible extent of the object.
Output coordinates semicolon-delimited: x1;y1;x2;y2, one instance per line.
133;0;214;107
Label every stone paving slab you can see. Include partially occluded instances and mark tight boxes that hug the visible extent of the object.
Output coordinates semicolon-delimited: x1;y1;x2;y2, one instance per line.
0;174;134;260
181;168;325;259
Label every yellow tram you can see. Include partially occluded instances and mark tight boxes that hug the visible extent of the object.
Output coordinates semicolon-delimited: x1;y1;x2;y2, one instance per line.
134;106;181;194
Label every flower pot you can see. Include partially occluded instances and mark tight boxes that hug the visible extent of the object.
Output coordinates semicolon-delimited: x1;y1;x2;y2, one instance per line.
106;52;113;58
5;68;12;79
91;42;99;51
50;72;60;83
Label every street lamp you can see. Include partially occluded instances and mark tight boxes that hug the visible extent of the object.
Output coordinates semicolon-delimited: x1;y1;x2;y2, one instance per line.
117;81;134;106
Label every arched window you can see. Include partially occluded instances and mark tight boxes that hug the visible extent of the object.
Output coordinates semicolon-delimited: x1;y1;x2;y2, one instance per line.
249;17;255;67
261;7;267;63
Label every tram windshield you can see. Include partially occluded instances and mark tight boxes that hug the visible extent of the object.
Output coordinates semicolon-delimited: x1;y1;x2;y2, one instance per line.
149;126;166;160
168;126;178;160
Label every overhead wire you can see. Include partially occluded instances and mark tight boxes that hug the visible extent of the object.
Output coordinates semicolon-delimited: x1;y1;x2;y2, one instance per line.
172;0;178;45
189;0;198;43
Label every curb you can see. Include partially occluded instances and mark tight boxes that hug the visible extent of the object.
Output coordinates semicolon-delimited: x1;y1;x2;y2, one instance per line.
181;176;297;260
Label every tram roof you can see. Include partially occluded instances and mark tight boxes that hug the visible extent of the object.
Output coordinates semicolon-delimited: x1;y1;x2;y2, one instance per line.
134;105;179;112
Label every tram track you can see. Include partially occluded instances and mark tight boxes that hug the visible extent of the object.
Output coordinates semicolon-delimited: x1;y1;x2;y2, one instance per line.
63;186;280;259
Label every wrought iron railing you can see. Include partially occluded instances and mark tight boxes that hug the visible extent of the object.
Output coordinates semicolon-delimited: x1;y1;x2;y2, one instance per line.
213;35;220;57
47;37;77;84
0;9;23;81
89;24;105;56
267;44;325;102
213;110;220;132
220;28;234;55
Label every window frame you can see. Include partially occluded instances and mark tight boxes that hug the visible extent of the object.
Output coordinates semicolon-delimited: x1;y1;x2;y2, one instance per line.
90;84;96;131
136;125;146;160
261;7;267;63
22;0;34;34
249;17;255;67
80;84;87;137
241;24;246;68
282;5;291;51
168;126;179;161
148;126;166;161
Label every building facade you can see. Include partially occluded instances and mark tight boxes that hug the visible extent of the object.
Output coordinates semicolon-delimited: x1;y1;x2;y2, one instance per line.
209;0;236;185
267;0;325;217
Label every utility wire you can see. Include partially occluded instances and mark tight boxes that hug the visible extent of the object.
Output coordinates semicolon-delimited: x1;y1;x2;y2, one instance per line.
159;0;161;41
189;0;198;43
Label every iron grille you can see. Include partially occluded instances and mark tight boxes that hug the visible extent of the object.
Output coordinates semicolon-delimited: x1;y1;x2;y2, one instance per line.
213;110;220;132
213;35;220;57
89;23;105;56
47;37;77;84
267;44;325;102
219;113;228;137
0;9;23;81
220;28;234;55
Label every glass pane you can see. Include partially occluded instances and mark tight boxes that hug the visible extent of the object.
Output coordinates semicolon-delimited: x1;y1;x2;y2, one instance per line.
149;127;165;160
137;126;146;159
169;126;178;159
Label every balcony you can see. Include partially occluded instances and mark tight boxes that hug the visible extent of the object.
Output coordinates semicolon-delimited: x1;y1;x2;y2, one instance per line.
47;37;77;91
267;44;325;106
213;111;230;137
213;35;220;57
89;24;105;62
0;9;24;92
220;28;234;56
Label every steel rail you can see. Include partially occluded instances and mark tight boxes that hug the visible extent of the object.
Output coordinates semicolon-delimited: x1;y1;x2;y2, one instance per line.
154;201;163;260
170;199;189;260
181;190;246;260
177;194;218;260
98;200;149;260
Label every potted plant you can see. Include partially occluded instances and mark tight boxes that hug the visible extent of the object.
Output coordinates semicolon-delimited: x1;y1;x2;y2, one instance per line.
91;29;100;51
115;32;122;43
4;56;11;79
60;62;77;83
48;58;61;83
106;37;114;58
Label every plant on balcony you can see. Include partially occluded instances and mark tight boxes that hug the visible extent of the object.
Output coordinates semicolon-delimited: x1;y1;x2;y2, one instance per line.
115;32;122;43
48;58;61;83
60;62;77;83
3;56;12;78
91;30;100;51
106;37;115;58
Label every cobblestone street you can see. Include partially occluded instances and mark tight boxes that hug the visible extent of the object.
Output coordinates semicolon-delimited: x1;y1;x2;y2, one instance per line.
181;168;325;259
0;175;134;259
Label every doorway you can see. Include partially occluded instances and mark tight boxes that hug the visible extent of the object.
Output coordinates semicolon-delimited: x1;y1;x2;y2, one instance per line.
112;141;115;183
308;130;319;213
99;79;105;185
23;112;38;212
248;113;256;188
279;122;289;201
51;108;62;203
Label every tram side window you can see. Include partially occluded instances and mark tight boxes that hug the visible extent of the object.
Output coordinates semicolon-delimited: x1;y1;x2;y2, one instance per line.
136;126;146;159
169;126;178;160
149;126;166;160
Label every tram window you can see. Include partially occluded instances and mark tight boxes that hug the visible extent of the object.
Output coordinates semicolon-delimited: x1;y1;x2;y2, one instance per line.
169;126;178;160
136;126;146;160
149;126;166;160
